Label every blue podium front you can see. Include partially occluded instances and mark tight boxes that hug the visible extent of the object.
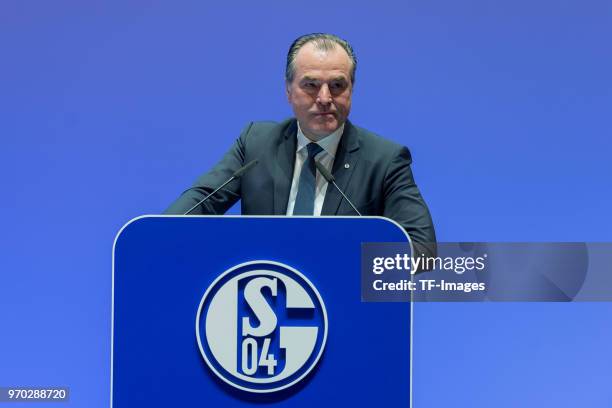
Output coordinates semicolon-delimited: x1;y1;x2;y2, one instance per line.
112;216;412;407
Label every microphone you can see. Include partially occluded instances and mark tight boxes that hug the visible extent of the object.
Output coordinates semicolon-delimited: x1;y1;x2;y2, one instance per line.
184;159;259;215
232;159;259;178
315;160;362;216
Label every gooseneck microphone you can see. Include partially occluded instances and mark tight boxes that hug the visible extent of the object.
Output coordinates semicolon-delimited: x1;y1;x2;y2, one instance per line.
184;159;259;215
315;160;362;216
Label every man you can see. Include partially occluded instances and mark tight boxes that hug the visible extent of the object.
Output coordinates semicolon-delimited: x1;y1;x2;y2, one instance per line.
166;33;436;255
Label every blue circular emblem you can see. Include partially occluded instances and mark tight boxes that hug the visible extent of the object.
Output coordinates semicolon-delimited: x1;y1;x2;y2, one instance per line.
196;260;328;393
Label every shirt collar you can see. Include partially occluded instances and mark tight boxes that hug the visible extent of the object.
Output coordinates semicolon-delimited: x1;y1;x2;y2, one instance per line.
296;121;344;159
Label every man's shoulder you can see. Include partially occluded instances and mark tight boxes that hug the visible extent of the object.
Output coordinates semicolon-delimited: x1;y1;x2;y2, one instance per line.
348;122;406;158
241;119;296;140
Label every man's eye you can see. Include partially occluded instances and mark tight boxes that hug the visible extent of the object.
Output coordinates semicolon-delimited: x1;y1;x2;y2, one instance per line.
330;82;346;90
303;82;317;89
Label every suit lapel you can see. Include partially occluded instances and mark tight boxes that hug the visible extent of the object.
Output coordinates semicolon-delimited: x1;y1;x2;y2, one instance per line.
321;121;361;215
273;121;298;215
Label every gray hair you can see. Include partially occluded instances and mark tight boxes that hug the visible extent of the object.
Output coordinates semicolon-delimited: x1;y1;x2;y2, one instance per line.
285;33;357;84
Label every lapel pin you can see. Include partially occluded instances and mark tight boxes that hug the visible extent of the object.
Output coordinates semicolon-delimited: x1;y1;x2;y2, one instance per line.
344;163;350;169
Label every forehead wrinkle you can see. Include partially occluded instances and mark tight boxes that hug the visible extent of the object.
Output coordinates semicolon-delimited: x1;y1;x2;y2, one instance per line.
291;44;353;87
296;44;351;66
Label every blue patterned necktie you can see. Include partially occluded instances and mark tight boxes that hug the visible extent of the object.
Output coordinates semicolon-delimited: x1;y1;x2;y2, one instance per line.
293;142;323;215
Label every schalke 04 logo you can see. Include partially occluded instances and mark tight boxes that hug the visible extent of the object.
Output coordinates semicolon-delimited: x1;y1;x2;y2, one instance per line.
195;261;328;393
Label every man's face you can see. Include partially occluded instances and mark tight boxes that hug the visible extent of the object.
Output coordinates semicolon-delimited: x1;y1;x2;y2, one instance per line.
286;42;353;140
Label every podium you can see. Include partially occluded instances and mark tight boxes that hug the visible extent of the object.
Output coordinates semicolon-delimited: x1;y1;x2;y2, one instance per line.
112;216;412;407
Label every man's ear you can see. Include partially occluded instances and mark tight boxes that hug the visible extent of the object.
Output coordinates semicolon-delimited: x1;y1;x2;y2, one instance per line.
285;82;291;102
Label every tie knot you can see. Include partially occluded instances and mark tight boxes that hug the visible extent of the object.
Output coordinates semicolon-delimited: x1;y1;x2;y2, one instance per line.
306;142;323;159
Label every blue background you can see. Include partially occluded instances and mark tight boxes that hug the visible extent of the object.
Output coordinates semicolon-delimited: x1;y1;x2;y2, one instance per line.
1;1;611;406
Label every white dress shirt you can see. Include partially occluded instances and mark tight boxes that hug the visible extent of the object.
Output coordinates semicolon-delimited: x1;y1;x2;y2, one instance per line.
286;123;344;216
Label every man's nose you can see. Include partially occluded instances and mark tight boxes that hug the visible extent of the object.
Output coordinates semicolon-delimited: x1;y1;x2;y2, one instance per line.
316;84;332;106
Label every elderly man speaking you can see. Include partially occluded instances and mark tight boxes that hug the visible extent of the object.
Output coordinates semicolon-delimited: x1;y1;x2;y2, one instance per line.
166;33;436;255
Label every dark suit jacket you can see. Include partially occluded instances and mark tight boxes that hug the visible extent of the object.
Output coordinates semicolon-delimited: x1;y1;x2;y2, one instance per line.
165;118;436;255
